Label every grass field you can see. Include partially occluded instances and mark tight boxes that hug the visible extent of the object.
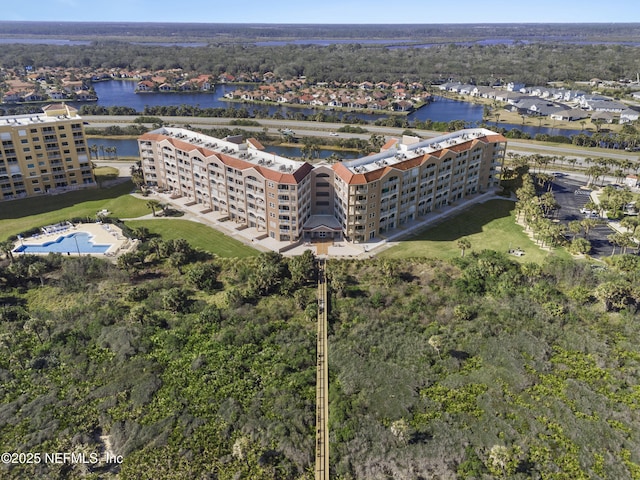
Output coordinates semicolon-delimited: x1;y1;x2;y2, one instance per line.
0;182;149;240
380;199;570;263
125;218;259;258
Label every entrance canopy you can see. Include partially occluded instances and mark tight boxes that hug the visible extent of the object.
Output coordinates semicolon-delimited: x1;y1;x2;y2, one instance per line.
303;215;343;239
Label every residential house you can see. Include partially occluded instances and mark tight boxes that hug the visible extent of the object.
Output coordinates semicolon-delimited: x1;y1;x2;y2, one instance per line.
75;90;97;101
511;98;564;117
23;91;45;102
620;109;640;124
471;86;495;98
136;80;155;91
494;91;525;104
549;108;588;121
48;90;67;100
590;111;616;124
507;82;525;92
218;73;236;83
2;90;23;103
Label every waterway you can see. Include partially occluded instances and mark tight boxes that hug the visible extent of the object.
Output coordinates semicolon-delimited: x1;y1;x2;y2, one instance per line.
87;137;359;161
87;80;581;137
81;79;589;161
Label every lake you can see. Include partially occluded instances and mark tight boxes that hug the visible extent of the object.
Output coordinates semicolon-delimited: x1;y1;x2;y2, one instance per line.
87;138;359;161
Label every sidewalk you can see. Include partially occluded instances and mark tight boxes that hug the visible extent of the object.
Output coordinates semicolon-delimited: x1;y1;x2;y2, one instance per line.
130;189;508;258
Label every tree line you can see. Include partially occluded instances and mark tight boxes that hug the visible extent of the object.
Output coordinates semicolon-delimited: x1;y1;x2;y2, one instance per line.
2;41;640;85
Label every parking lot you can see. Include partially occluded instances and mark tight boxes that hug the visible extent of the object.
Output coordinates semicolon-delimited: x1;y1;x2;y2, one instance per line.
551;175;615;258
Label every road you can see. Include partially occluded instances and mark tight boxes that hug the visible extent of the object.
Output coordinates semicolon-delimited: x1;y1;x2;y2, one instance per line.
84;115;639;164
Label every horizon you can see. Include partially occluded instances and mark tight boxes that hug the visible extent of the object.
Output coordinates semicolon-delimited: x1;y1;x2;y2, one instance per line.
5;0;639;24
2;20;640;25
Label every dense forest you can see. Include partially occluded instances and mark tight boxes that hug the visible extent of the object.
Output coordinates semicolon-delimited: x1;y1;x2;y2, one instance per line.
2;229;640;478
1;22;640;43
2;41;640;85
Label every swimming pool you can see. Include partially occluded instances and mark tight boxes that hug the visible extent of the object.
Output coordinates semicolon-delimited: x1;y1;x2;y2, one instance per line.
14;232;111;254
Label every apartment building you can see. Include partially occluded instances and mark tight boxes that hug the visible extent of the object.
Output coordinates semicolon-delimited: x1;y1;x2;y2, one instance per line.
139;127;506;244
332;129;507;242
138;127;314;242
0;104;95;201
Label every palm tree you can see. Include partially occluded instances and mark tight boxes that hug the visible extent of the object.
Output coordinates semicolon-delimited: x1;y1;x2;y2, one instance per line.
428;335;443;359
0;239;15;263
568;220;583;239
89;144;99;160
569;237;591;255
132;226;150;242
608;233;623;256
27;261;46;287
146;199;161;217
581;218;599;239
457;238;471;257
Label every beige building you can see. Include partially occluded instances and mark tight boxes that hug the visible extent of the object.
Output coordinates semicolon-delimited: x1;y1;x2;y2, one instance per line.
138;127;314;242
139;127;506;244
332;129;507;242
0;104;95;201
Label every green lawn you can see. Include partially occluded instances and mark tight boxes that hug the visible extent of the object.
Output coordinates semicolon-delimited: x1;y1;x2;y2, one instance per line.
0;182;149;240
125;219;259;258
380;199;570;263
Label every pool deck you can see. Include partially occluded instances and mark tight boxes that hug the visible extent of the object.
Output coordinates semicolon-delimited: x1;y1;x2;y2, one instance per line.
13;223;136;257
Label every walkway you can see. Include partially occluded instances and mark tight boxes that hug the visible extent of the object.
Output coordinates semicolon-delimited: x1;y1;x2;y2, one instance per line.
131;189;507;259
315;258;329;480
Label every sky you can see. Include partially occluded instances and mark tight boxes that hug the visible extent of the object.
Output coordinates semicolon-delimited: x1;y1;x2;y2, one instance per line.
5;0;640;24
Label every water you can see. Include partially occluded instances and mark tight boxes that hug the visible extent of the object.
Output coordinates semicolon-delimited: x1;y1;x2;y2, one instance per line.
89;81;232;111
87;138;140;157
87;81;387;121
0;38;91;45
86;81;581;138
408;96;483;123
14;232;111;254
265;144;359;160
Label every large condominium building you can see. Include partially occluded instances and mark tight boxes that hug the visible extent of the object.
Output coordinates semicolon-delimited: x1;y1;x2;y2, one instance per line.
0;104;95;201
139;127;506;244
332;129;507;242
139;127;314;242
